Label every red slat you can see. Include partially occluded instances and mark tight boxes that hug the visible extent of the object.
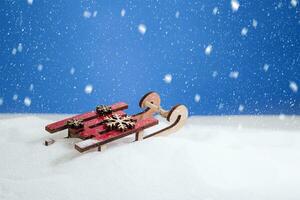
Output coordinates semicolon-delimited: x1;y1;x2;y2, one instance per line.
45;102;128;133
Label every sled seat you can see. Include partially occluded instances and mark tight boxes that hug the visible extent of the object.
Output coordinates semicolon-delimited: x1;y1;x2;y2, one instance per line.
45;102;128;133
75;117;158;152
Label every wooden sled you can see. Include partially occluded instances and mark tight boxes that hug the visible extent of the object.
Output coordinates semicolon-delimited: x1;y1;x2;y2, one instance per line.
44;92;188;153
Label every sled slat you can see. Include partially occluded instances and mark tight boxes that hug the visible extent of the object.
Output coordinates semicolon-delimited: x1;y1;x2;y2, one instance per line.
45;102;128;133
75;117;158;152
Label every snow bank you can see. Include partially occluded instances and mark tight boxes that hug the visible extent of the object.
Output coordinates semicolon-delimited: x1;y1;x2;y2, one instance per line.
0;114;299;200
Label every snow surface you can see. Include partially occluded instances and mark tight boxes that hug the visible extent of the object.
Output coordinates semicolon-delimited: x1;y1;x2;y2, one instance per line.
0;114;300;200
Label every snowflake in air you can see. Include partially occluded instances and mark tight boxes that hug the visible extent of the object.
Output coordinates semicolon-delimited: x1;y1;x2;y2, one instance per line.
104;114;136;132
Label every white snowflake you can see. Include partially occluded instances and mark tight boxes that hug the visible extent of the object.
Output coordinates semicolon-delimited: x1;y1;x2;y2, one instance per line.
13;94;18;101
163;74;172;84
29;84;34;91
24;97;31;107
252;19;258;28
27;0;33;5
0;98;3;106
205;44;213;55
212;71;218;77
37;64;43;71
17;43;23;52
231;0;240;12
238;104;244;112
229;71;239;79
241;27;248;36
212;7;219;15
70;67;75;75
138;24;147;35
194;94;201;103
84;84;93;94
291;0;298;7
175;11;180;18
263;64;269;72
121;9;126;17
93;11;98;17
12;48;17;55
289;81;298;93
83;11;92;18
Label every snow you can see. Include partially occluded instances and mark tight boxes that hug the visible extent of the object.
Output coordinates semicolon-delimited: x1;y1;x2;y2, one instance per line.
83;11;92;18
231;0;240;12
0;98;3;106
24;97;31;106
121;9;126;17
138;24;147;35
229;71;239;79
263;64;269;72
291;0;298;7
27;0;33;5
12;94;18;101
37;64;43;71
289;81;298;93
70;67;75;75
175;11;180;18
252;19;258;28
194;94;201;103
205;44;213;55
17;43;23;52
238;104;245;112
241;27;248;36
0;114;299;200
84;84;93;94
212;7;219;15
163;74;172;84
11;48;17;55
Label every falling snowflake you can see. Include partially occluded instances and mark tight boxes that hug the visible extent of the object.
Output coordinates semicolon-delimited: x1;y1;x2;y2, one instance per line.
93;11;97;17
291;0;298;7
231;0;240;12
289;81;298;93
83;10;92;18
13;94;18;101
163;74;172;83
138;24;147;35
175;11;180;18
24;97;31;107
238;104;244;112
12;48;17;55
104;114;136;132
0;98;3;106
252;19;258;28
121;9;126;17
241;27;248;36
84;84;93;94
229;71;239;79
194;94;201;103
37;64;43;71
17;43;23;52
27;0;33;5
70;67;75;75
279;114;286;120
212;7;219;15
212;71;218;77
205;44;213;55
29;84;34;91
263;64;269;72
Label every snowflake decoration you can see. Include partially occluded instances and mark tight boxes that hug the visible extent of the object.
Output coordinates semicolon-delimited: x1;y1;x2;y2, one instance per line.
104;114;136;132
96;105;112;116
66;118;84;129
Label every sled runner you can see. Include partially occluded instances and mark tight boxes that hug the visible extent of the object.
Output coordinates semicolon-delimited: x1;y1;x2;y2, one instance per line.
44;92;188;153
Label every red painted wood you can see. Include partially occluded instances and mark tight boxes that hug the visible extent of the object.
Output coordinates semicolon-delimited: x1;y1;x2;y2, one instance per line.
75;117;159;152
45;102;128;133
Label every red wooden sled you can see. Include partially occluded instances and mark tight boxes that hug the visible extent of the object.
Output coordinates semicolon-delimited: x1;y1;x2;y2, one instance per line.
44;92;188;153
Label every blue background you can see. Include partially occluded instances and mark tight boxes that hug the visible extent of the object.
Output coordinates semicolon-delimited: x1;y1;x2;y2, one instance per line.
0;0;299;115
